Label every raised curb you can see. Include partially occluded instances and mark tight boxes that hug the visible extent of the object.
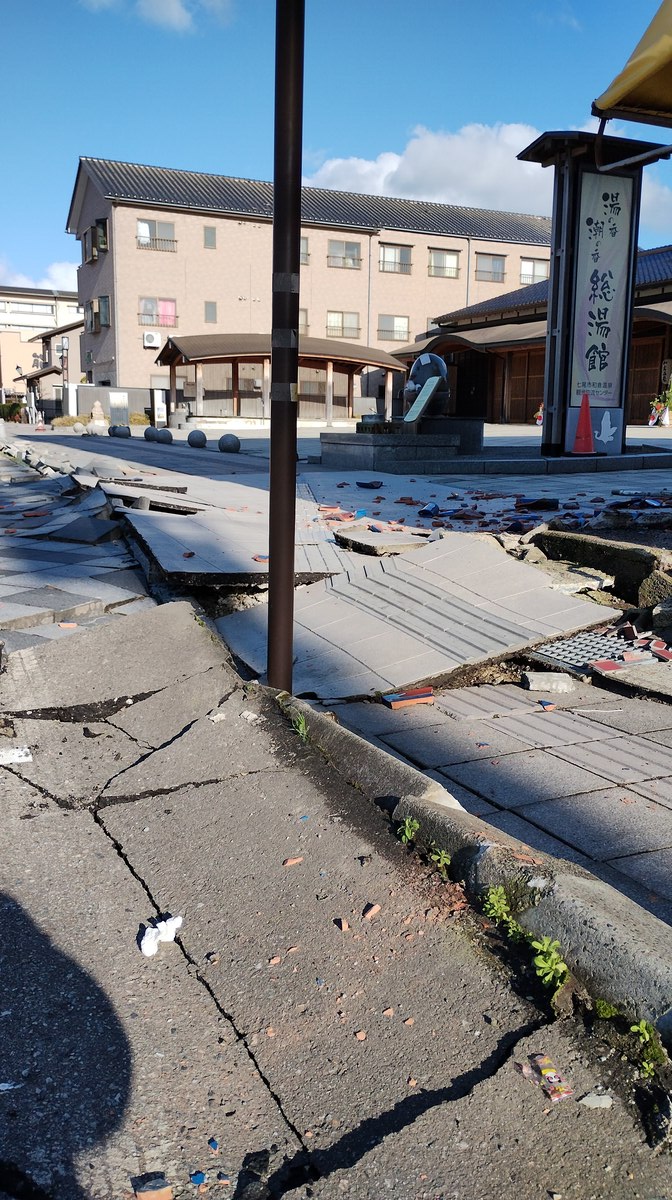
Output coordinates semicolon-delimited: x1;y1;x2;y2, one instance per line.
276;693;672;1047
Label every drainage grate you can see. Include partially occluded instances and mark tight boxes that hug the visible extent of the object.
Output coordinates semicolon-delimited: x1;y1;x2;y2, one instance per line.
533;630;624;672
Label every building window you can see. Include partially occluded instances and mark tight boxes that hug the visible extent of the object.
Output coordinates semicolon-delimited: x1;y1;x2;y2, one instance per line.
428;248;459;278
85;300;99;333
138;297;177;327
520;257;550;285
475;253;506;282
379;244;412;274
136;219;177;252
99;295;110;327
82;219;109;263
378;314;409;341
300;236;309;265
9;301;54;314
204;225;217;249
204;301;217;323
326;310;360;339
299;308;308;335
327;239;361;268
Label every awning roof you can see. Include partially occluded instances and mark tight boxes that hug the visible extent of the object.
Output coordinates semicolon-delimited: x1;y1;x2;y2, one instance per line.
28;319;84;344
393;320;548;360
156;333;402;371
633;298;672;322
15;365;63;383
593;1;672;126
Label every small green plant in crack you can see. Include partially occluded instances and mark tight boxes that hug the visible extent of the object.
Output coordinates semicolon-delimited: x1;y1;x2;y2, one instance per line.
482;884;524;942
640;1058;656;1081
429;842;451;880
397;816;420;846
594;998;621;1020
291;711;309;742
530;935;568;990
631;1018;655;1047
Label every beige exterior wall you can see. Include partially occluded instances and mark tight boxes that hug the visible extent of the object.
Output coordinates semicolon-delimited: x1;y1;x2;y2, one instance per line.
70;176;550;391
0;287;81;400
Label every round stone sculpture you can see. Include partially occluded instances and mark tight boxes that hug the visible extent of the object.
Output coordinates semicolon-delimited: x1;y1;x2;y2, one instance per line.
156;427;173;444
144;425;158;441
218;433;241;453
72;422;85;434
107;425;117;436
187;429;207;449
116;425;132;438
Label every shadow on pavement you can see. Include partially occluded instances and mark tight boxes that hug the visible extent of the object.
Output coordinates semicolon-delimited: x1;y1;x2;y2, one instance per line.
0;893;132;1200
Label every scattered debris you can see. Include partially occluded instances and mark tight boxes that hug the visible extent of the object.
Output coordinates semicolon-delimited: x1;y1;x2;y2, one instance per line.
133;1175;173;1199
139;914;183;957
282;856;304;867
362;903;381;920
579;1092;614;1109
382;686;434;709
516;1053;573;1103
355;1029;367;1041
189;1171;207;1186
523;671;576;693
0;746;32;765
334;918;350;931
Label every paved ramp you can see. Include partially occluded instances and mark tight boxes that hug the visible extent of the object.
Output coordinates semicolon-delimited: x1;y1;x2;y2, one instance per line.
216;532;619;697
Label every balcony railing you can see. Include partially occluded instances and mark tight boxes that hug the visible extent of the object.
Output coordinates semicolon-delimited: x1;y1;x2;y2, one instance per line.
327;255;361;269
138;312;178;327
428;264;459;278
475;269;505;282
378;327;409;341
136;236;177;252
379;260;411;274
300;252;310;265
298;323;309;335
326;325;360;339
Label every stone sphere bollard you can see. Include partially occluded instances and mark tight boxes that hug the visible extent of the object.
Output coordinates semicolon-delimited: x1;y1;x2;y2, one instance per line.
187;429;207;449
116;425;132;438
107;425;117;436
156;427;173;444
144;425;158;441
218;433;241;453
72;422;85;434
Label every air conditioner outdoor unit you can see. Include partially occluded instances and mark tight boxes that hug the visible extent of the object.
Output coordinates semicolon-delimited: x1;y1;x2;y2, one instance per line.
143;331;162;349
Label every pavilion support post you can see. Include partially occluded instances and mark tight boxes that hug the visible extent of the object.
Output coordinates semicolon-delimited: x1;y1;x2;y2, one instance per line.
194;363;204;417
384;370;393;421
262;357;271;418
325;360;334;426
347;371;354;419
168;363;177;420
232;361;240;418
267;0;305;692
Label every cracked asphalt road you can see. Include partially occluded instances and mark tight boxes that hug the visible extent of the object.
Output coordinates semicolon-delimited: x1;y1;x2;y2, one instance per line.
1;602;671;1199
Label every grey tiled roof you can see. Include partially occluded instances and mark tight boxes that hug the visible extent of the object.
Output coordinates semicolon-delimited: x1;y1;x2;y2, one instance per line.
77;157;552;244
435;245;672;326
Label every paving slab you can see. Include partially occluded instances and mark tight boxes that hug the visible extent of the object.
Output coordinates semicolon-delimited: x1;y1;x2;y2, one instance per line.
572;697;672;735
612;847;672;901
381;717;534;768
481;709;617;749
440;748;614;807
0;587;103;623
483;809;591;866
108;661;236;749
0;781;297;1198
10;718;141;807
521;787;672;861
37;514;121;543
0;600;225;711
549;733;672;783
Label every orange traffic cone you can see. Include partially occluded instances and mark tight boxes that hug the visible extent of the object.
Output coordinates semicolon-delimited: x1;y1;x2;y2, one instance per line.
571;393;594;455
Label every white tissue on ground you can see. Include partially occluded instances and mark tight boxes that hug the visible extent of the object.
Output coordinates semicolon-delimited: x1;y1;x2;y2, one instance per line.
140;914;183;957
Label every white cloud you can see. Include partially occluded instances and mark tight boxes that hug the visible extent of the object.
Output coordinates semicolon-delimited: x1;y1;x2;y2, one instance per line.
640;171;672;243
0;260;78;292
136;0;193;30
304;122;553;217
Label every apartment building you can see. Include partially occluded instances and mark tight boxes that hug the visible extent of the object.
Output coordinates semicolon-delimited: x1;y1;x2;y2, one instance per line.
65;156;552;397
0;285;81;402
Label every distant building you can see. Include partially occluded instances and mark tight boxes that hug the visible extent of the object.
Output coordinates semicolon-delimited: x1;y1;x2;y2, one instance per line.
393;245;672;424
0;285;81;406
66;156;552;412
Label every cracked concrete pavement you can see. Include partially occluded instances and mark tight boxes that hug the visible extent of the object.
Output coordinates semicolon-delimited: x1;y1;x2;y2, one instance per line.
1;603;671;1199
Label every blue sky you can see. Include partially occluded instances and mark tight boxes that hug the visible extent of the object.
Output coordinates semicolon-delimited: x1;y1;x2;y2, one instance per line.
3;0;671;290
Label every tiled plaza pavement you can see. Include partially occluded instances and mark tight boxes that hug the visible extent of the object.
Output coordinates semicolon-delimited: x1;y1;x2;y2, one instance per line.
0;453;154;653
327;682;672;926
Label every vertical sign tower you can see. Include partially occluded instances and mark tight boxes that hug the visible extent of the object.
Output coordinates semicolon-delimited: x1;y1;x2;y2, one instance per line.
518;131;666;456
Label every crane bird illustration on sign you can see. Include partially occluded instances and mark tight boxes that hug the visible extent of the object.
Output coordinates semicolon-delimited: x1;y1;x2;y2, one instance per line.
594;411;618;446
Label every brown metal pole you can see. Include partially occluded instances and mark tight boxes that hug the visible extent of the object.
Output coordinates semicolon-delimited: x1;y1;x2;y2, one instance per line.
267;0;304;691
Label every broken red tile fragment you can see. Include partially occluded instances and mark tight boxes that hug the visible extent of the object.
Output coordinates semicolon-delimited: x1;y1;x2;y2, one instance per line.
282;856;304;867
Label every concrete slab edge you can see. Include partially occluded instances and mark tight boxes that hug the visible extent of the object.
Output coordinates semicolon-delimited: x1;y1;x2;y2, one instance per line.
273;693;672;1047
